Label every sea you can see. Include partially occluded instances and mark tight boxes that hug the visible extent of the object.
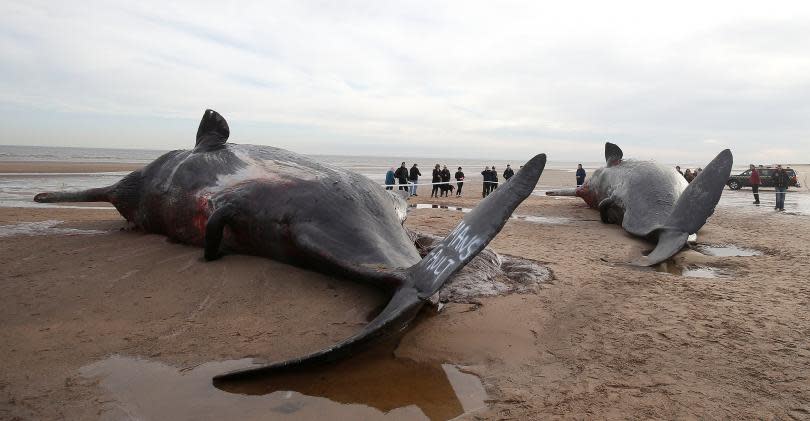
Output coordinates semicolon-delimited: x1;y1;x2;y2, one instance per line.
0;145;807;216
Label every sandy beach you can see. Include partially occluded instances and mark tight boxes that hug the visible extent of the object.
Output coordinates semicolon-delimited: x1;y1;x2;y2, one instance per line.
1;161;809;420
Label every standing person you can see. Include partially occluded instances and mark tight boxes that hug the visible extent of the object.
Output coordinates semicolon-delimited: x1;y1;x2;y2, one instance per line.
749;164;761;205
503;164;515;181
384;167;395;190
575;164;586;186
675;166;683;176
409;163;421;196
491;166;499;191
431;164;441;198
773;164;789;211
440;165;451;197
481;166;492;197
684;169;694;183
394;162;409;193
455;167;465;197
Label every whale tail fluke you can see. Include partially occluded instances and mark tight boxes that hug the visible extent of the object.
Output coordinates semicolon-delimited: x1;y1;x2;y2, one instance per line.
212;153;547;381
634;149;733;266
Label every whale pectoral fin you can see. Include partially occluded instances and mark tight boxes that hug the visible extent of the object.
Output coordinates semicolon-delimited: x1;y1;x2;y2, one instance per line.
204;206;235;261
633;229;689;266
598;197;623;224
195;109;230;152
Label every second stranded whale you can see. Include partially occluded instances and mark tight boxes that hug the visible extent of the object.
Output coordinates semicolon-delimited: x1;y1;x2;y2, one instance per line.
547;142;732;266
34;109;547;380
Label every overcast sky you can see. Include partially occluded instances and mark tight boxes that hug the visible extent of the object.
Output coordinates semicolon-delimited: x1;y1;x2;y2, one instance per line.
1;1;809;164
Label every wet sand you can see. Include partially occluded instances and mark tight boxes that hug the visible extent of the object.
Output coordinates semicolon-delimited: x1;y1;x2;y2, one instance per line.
1;162;809;419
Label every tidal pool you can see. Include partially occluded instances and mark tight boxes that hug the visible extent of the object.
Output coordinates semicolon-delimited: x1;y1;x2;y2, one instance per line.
81;345;487;420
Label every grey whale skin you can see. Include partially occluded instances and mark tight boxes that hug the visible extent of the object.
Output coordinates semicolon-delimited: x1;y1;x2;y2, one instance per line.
35;109;547;380
547;142;732;266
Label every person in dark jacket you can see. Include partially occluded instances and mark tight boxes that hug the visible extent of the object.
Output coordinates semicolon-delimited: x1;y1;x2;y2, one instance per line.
675;165;683;176
773;164;790;211
385;167;395;190
503;164;515;181
481;166;492;197
684;169;694;183
394;161;409;193
409;163;421;196
439;165;452;197
431;164;441;198
575;164;586;186
455;167;465;197
749;164;761;205
491;166;499;191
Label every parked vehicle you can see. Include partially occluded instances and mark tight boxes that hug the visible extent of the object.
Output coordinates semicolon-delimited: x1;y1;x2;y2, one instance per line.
727;167;801;190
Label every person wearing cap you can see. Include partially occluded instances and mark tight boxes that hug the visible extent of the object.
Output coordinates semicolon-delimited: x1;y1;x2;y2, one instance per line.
455;167;465;197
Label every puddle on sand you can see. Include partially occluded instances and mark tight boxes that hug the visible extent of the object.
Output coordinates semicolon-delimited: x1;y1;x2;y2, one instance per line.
81;345;487;421
693;244;761;257
653;261;730;278
408;203;569;224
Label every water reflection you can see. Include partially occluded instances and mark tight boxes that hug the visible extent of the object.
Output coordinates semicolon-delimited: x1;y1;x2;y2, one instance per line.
653;261;730;278
82;346;486;421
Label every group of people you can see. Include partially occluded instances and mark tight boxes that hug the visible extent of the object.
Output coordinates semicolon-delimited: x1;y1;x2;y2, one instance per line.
746;164;792;211
384;162;516;198
481;165;515;197
675;166;703;183
675;164;793;211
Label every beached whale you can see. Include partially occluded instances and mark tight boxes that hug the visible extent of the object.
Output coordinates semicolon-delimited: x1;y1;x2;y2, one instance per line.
35;109;547;380
547;142;732;266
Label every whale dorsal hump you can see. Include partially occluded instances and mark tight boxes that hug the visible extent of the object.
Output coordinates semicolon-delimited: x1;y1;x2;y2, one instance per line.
605;142;623;167
195;109;230;151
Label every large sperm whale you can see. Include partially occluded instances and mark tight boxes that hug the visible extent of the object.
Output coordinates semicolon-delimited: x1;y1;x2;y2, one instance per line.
547;142;732;266
35;109;547;380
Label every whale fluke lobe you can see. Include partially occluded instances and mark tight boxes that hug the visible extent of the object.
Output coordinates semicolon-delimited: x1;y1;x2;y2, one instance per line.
634;148;734;266
195;109;230;151
212;154;547;381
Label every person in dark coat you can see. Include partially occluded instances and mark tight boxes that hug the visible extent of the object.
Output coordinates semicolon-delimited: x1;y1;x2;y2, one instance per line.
491;166;499;191
455;167;465;197
675;165;683;176
576;164;586;186
385;167;395;190
773;164;790;211
439;165;452;197
481;166;492;197
503;164;515;181
749;164;760;205
394;161;409;193
431;164;441;198
409;163;421;196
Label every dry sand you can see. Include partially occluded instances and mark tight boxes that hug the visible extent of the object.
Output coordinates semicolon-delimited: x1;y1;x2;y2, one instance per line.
1;162;809;420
